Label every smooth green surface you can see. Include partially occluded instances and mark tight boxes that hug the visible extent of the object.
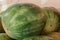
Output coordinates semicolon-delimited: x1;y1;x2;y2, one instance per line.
1;4;46;39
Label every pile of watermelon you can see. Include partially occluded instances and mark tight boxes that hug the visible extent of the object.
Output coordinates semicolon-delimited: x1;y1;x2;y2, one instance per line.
0;3;60;40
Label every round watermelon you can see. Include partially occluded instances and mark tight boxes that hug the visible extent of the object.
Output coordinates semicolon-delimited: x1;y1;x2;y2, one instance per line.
42;7;60;34
1;3;46;39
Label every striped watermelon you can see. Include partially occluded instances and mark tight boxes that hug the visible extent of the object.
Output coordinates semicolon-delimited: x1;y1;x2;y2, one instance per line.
1;3;46;39
42;7;60;34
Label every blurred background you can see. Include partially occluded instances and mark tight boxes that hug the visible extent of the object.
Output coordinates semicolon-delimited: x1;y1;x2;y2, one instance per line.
0;0;60;12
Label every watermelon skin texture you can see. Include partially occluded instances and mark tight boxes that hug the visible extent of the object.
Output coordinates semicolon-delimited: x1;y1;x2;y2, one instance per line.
1;4;46;39
0;33;13;40
42;7;60;34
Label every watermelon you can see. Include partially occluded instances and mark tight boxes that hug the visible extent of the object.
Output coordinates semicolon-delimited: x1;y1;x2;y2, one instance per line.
0;33;13;40
1;4;46;39
42;7;60;34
